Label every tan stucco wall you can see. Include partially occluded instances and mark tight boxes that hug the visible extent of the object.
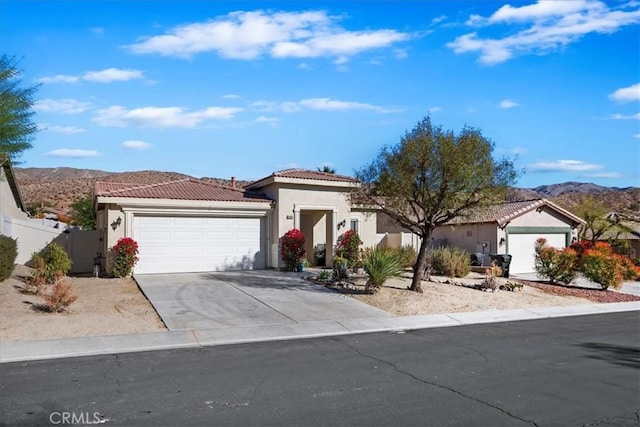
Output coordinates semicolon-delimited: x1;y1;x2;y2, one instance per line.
97;204;126;272
432;223;499;256
0;169;28;220
509;207;574;227
350;209;377;249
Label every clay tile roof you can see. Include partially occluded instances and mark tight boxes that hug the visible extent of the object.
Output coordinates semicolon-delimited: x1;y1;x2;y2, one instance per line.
94;178;272;203
448;199;584;227
272;168;359;182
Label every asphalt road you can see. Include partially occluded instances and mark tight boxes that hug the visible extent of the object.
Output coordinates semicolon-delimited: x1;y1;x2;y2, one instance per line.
1;312;639;427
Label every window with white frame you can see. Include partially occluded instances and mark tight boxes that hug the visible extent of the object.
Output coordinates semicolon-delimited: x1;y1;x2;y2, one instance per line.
350;219;359;232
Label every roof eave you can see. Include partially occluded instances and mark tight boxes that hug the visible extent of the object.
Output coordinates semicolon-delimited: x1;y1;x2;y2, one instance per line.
95;196;273;209
247;176;359;190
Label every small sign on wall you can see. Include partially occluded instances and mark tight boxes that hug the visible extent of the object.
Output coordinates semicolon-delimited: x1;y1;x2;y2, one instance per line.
286;215;293;220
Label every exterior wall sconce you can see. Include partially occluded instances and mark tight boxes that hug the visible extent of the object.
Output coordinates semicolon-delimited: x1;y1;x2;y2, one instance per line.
111;216;122;230
499;237;506;246
337;219;346;229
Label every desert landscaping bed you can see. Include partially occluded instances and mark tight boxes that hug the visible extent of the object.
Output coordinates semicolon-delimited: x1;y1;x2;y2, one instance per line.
310;272;640;317
2;265;638;343
0;265;166;342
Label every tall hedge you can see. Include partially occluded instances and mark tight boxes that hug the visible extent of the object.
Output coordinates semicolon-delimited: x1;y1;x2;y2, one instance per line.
0;235;18;281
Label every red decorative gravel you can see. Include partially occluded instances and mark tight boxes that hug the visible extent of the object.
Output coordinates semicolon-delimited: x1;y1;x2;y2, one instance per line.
522;281;640;303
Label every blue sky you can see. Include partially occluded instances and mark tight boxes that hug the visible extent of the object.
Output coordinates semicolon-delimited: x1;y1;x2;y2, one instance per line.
3;0;639;188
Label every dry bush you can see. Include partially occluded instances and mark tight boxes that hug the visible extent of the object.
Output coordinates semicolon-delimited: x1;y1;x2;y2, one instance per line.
41;276;77;313
23;257;48;295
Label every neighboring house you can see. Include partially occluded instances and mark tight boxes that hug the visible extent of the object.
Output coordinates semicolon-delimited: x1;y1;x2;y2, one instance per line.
1;155;67;263
595;217;640;259
94;169;374;274
0;154;29;227
429;199;585;274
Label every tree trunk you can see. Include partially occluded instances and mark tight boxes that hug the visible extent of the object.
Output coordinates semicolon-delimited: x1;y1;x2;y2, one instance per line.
410;232;432;292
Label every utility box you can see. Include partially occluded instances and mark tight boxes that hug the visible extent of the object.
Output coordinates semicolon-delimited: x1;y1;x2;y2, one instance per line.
470;253;485;266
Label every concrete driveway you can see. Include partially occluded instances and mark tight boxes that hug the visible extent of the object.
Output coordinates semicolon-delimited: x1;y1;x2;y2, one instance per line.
134;271;392;331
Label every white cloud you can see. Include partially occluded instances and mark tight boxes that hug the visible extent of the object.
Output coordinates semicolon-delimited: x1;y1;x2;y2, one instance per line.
39;124;86;134
38;68;144;84
528;159;602;172
92;105;243;128
221;94;240;99
83;68;144;83
121;140;151;150
609;83;640;102
448;0;640;64
499;99;519;109
250;97;396;113
428;106;442;113
431;15;447;25
47;149;101;158
255;116;281;127
127;10;410;62
91;27;105;37
37;74;79;83
34;99;91;114
298;98;391;112
609;112;640;120
634;133;640;139
333;55;349;65
297;62;312;70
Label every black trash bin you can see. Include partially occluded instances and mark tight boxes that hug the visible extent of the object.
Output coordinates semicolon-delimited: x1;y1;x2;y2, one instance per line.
489;254;512;278
470;253;485;266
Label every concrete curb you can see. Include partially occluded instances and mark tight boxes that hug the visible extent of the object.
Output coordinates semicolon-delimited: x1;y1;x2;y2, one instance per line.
1;301;638;364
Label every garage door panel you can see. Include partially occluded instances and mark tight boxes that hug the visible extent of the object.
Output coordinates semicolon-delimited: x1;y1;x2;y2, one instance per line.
133;216;265;274
508;233;566;274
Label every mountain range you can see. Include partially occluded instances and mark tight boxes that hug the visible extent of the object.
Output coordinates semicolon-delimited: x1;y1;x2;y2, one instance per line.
13;167;640;216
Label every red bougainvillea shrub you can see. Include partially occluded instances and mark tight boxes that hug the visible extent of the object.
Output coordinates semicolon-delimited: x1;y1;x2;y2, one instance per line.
279;229;306;271
336;230;363;267
111;237;139;278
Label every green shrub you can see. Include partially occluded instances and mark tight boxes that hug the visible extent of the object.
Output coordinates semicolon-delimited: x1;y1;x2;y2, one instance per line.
501;281;524;292
392;245;417;269
534;238;578;284
332;256;349;281
0;235;17;281
363;247;402;293
580;243;624;290
316;270;331;282
427;246;470;277
32;241;72;283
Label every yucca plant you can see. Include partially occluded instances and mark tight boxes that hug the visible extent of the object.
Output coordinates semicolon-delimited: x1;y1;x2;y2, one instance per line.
363;247;402;294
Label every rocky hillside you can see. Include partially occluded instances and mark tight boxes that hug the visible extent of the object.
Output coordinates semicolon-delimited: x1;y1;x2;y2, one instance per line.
16;169;193;209
14;167;640;217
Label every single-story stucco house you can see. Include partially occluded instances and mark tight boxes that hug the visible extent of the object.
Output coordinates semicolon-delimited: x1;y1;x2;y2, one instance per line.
95;169;375;274
0;154;29;227
95;169;586;276
429;199;585;274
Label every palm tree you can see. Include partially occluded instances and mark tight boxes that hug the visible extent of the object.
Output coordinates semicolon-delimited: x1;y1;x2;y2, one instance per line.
317;165;336;174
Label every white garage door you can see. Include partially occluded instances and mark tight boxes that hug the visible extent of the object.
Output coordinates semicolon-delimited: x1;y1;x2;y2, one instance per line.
508;233;566;274
133;216;265;274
